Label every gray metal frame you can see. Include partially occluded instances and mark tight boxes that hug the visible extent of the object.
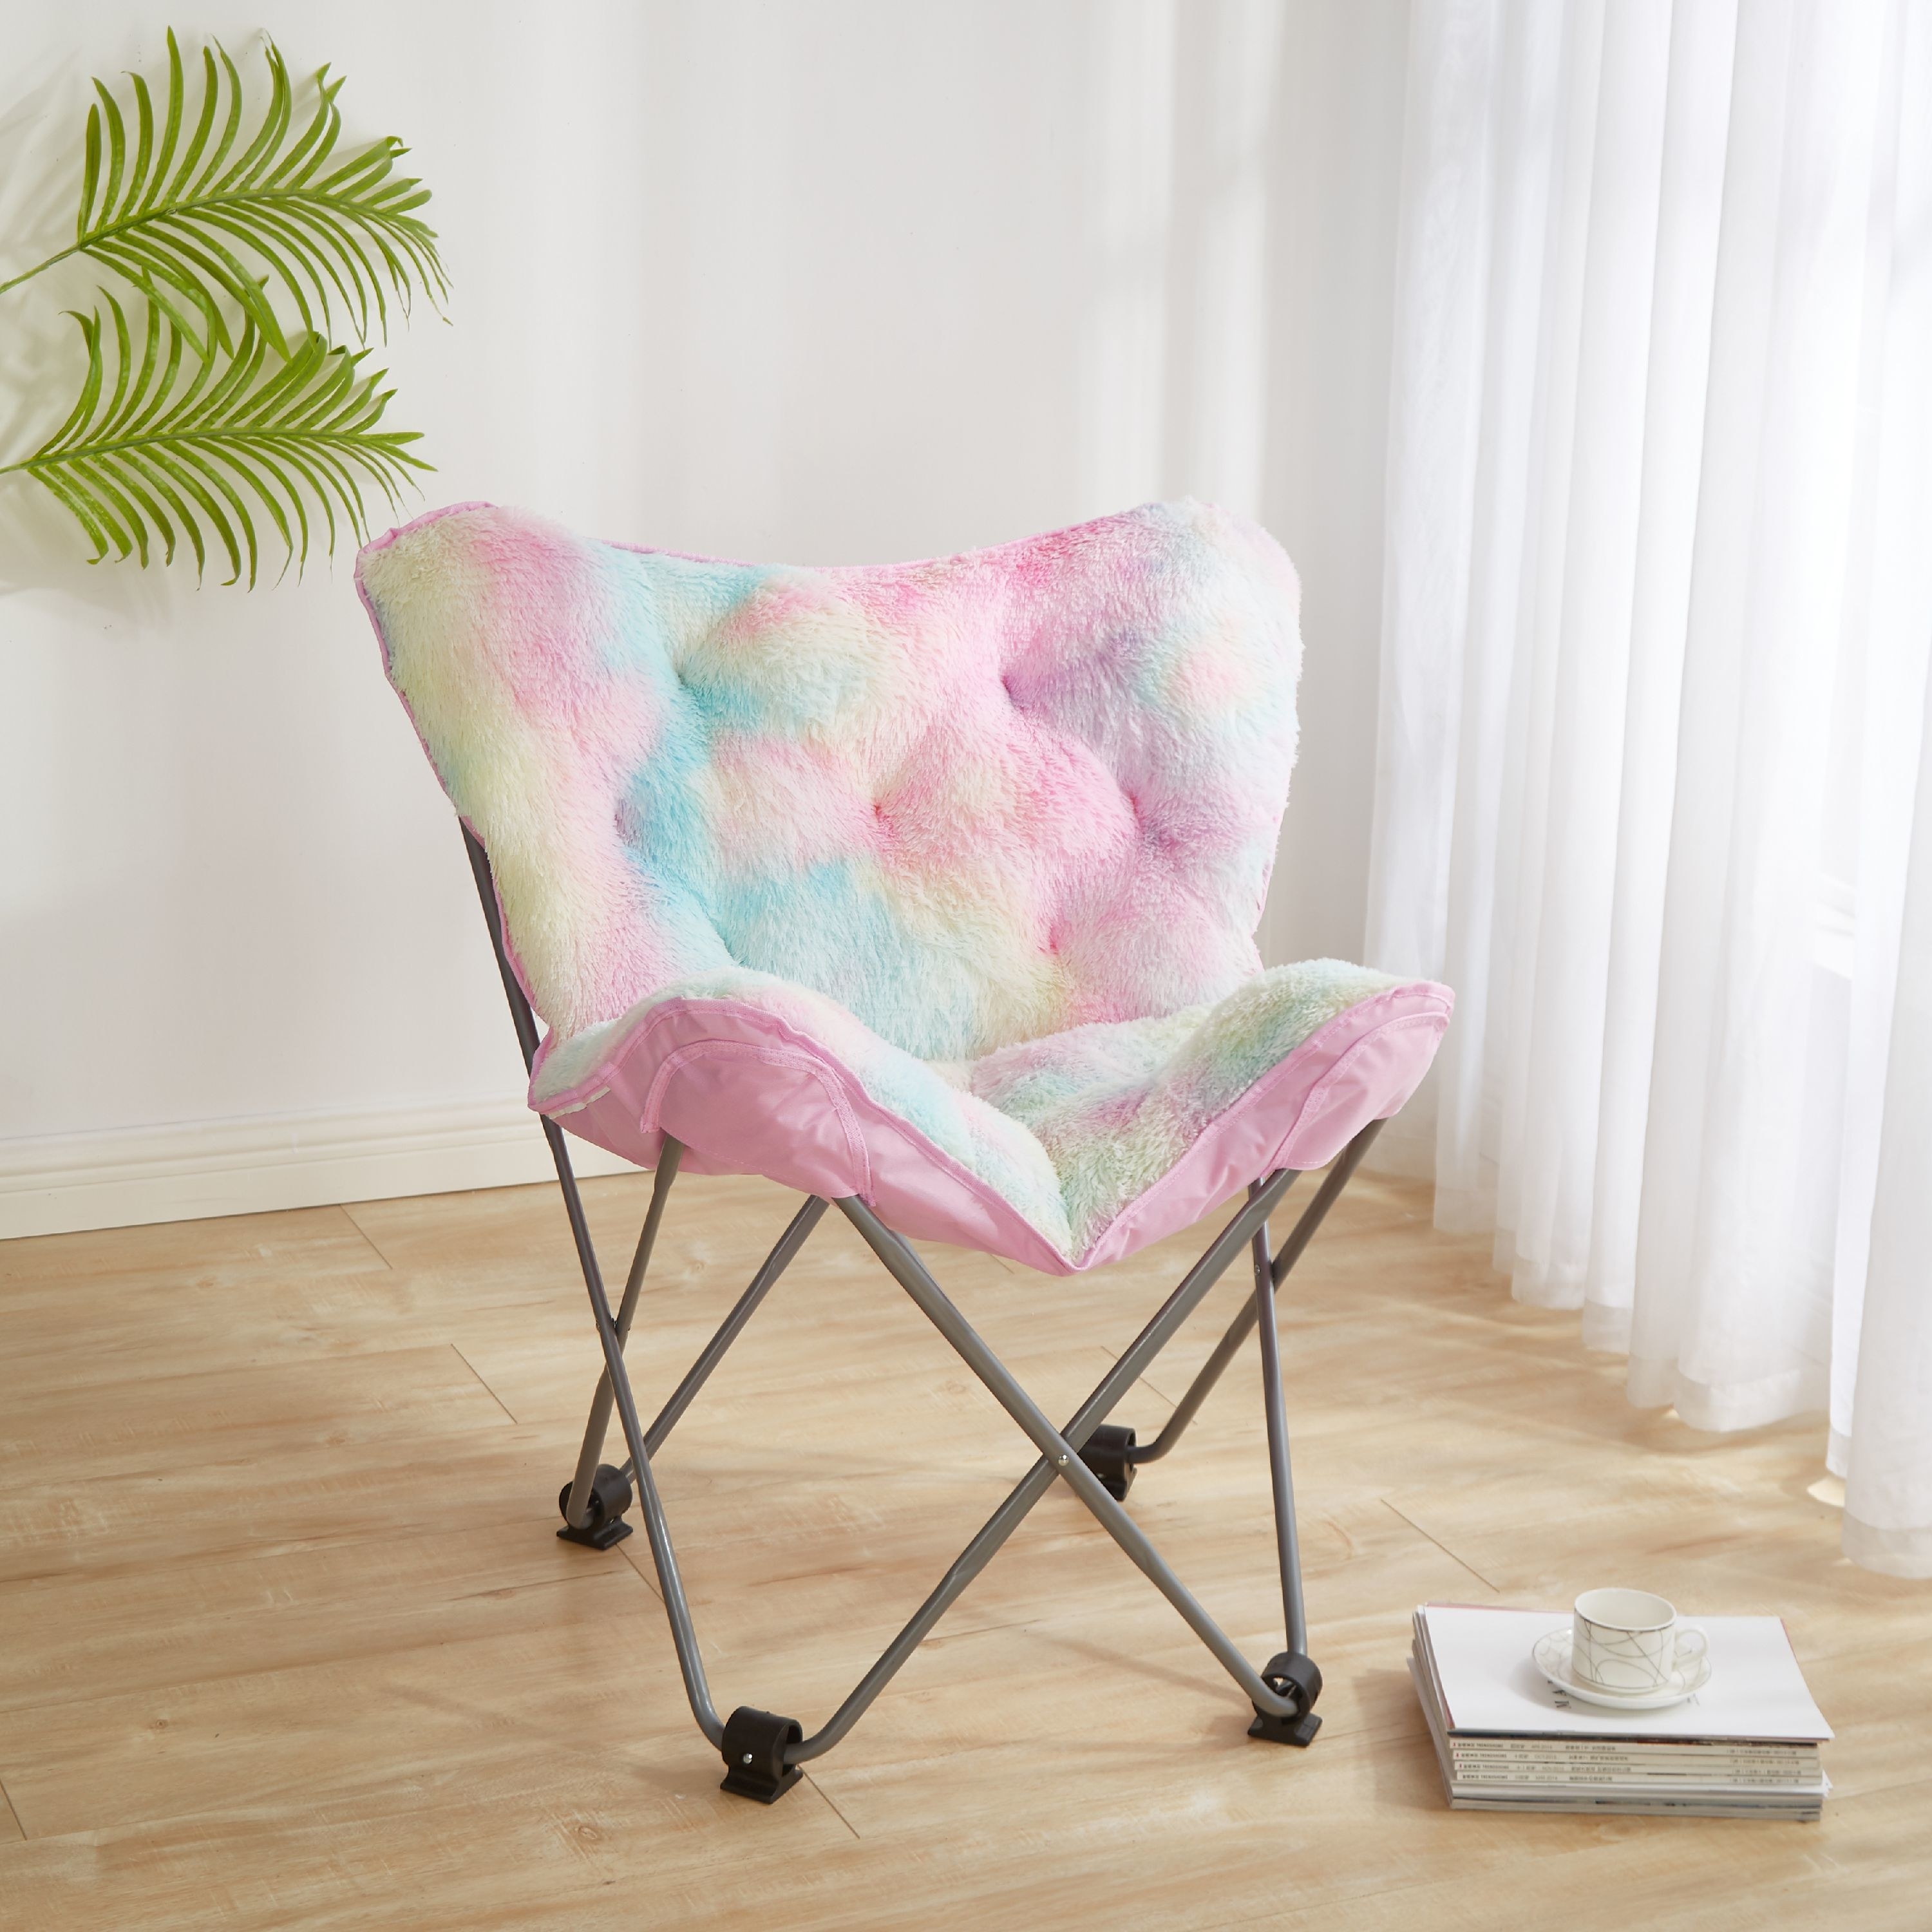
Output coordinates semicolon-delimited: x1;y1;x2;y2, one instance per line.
462;824;1379;1779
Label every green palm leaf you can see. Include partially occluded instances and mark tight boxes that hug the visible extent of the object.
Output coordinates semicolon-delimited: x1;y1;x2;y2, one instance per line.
8;28;446;359
5;290;431;586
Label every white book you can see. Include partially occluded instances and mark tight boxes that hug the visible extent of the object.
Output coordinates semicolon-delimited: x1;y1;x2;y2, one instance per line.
1408;1659;1827;1817
1416;1604;1832;1744
1447;1743;1816;1770
1448;1797;1824;1820
1442;1759;1822;1789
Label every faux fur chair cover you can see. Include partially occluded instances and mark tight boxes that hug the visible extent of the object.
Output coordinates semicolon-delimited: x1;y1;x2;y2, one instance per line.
359;501;1450;1272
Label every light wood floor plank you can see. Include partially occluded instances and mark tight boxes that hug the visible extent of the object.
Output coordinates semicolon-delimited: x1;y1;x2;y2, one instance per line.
1247;1777;1932;1932
0;1206;388;1296
0;1520;638;1717
0;1161;1922;1930
0;1427;569;1588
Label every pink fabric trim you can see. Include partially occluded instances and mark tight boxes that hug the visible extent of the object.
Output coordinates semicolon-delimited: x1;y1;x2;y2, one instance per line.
539;983;1451;1274
1273;1012;1447;1170
643;1039;874;1201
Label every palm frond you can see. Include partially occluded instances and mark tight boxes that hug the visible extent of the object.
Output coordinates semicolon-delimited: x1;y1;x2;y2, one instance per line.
71;28;446;359
7;290;431;585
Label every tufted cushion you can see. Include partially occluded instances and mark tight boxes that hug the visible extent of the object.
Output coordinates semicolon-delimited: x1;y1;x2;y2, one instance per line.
359;499;1301;1058
359;501;1451;1271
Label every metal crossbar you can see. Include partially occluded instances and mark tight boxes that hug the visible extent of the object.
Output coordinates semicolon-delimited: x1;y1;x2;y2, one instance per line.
461;824;1377;1797
1122;1119;1383;1473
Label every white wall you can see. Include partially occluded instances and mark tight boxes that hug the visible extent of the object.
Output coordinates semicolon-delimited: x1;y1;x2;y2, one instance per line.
0;0;1410;1234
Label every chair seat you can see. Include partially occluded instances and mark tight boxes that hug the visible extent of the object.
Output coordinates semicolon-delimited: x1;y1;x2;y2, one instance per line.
533;959;1450;1273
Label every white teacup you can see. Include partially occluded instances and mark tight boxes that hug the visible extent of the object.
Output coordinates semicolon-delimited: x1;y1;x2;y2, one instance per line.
1571;1588;1707;1696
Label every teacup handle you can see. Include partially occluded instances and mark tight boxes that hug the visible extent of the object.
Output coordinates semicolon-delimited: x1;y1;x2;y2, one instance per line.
1674;1627;1708;1672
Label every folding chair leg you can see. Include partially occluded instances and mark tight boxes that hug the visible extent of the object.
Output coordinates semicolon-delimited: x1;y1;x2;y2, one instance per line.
465;822;788;1773
623;1193;829;1472
1124;1119;1385;1471
539;1111;730;1746
782;1173;1296;1770
464;820;823;1551
839;1191;1321;1732
1248;1193;1322;1745
559;1141;683;1546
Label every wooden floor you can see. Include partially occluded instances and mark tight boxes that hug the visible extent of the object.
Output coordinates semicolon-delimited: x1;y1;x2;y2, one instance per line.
0;1164;1925;1931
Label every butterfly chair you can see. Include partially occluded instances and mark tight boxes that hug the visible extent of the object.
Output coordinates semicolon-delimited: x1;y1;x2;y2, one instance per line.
357;500;1451;1803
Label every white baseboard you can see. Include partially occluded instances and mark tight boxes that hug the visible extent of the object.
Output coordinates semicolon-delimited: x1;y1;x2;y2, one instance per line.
2;1079;1441;1244
0;1096;639;1241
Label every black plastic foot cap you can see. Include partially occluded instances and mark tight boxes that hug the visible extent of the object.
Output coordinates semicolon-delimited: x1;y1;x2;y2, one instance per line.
1078;1423;1138;1501
1249;1651;1323;1748
719;1707;804;1804
556;1516;633;1550
556;1464;634;1549
1249;1707;1322;1747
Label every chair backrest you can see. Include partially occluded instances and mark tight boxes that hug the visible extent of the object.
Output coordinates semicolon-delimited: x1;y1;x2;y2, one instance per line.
358;500;1302;1062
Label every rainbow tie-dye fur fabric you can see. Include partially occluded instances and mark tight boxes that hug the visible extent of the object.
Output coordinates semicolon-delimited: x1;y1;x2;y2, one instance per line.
359;501;1450;1273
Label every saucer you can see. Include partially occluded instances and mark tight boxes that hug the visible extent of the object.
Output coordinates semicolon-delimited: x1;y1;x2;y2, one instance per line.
1532;1628;1711;1710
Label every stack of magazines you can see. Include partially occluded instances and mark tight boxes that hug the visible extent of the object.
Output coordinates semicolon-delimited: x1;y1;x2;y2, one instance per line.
1410;1603;1831;1819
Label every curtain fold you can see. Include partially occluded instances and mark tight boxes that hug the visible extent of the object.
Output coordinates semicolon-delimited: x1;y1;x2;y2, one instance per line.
1368;0;1932;1575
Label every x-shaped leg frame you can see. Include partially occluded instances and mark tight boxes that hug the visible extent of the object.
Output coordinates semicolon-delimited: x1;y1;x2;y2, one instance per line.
462;824;1381;1802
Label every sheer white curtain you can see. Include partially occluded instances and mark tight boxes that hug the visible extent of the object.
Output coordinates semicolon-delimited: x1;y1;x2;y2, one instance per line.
1367;0;1932;1577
